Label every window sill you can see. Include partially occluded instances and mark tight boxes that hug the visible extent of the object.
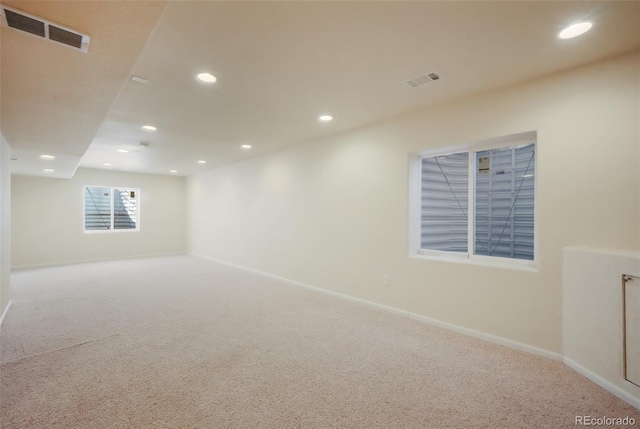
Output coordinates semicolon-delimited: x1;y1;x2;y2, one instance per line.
410;251;538;272
84;229;140;234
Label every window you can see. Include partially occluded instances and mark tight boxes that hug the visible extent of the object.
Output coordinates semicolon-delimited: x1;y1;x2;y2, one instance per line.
413;132;536;265
421;152;469;253
84;186;139;232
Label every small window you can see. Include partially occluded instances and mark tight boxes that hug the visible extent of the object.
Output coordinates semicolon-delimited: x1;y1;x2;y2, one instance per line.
84;186;139;232
417;135;536;264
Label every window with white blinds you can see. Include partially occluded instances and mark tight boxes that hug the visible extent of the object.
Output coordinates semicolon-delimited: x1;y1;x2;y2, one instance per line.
420;142;535;262
84;186;139;232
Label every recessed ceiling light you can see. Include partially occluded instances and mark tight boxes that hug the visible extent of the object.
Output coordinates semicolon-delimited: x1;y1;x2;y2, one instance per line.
318;115;333;122
131;76;149;84
197;160;207;164
117;149;129;153
241;144;252;150
196;72;217;83
559;22;592;39
43;169;55;173
104;163;113;166
141;125;157;132
170;170;178;174
39;154;55;160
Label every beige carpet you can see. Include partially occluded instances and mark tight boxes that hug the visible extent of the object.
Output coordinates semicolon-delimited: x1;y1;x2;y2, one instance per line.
1;255;638;428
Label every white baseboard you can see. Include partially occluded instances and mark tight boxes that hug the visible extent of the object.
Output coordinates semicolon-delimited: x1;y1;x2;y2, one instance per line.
191;253;562;362
0;300;12;326
11;251;186;271
563;357;640;411
403;309;562;361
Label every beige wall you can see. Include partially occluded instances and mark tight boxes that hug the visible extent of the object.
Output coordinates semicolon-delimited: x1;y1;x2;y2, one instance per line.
12;168;186;268
0;134;11;317
188;50;640;354
562;247;640;408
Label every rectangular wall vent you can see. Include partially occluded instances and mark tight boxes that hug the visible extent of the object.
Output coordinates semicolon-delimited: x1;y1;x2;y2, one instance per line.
406;72;441;88
1;6;90;53
48;25;84;49
4;9;45;37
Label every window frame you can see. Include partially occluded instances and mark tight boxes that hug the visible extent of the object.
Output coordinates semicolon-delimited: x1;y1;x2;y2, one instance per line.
83;185;141;233
408;131;537;271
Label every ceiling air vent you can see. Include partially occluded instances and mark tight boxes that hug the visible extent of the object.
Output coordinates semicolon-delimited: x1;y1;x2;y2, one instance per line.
406;72;441;88
1;6;90;52
4;9;45;37
48;25;84;49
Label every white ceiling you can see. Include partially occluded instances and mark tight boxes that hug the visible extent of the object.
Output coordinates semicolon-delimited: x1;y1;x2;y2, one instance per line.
2;1;639;178
1;0;168;178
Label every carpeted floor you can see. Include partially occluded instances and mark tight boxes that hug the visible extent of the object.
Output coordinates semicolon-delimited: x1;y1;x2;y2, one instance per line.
1;255;639;428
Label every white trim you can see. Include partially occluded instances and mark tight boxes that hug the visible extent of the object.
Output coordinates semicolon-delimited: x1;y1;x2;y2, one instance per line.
11;251;185;271
404;309;560;361
563;357;640;411
407;153;422;256
417;249;468;259
411;252;538;272
84;229;140;235
191;253;561;361
417;131;537;158
0;300;12;326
